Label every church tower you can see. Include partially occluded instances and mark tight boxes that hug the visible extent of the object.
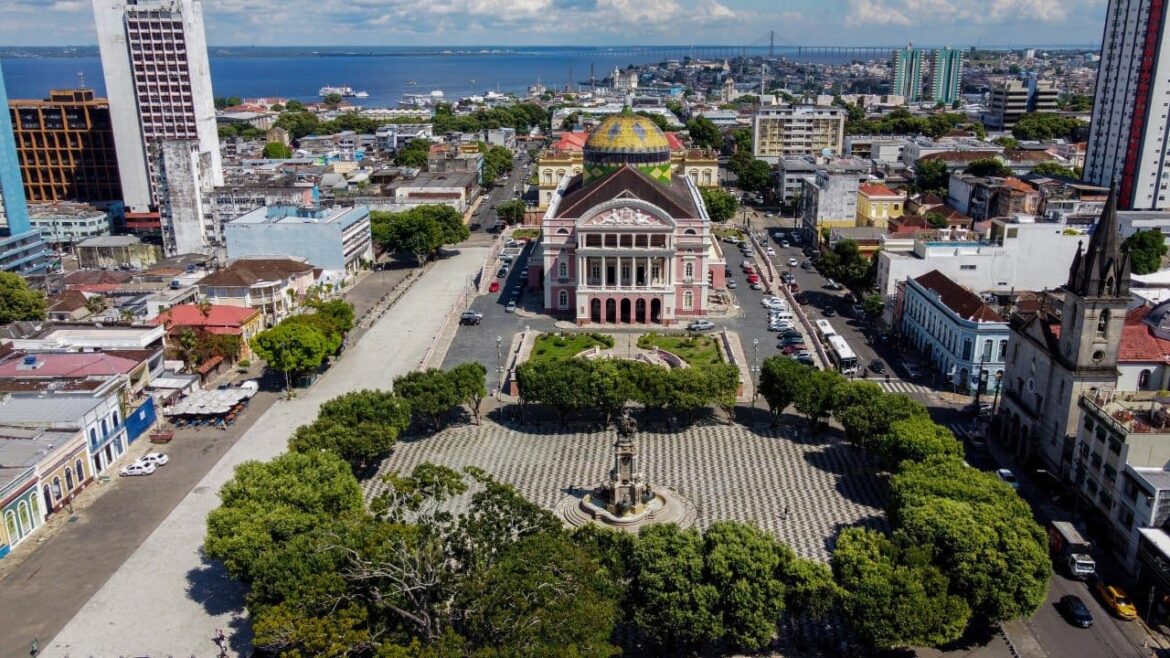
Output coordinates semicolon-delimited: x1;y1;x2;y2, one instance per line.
1057;185;1131;371
998;184;1132;476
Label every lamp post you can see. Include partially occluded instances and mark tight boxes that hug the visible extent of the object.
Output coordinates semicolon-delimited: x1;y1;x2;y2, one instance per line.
495;335;503;399
992;370;1003;414
751;338;760;406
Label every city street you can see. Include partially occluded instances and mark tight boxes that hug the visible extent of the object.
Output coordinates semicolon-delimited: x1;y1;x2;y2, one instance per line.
39;248;487;658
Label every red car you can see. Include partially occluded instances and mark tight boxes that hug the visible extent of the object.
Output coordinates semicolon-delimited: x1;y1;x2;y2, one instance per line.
790;282;801;293
489;280;500;292
781;344;807;355
747;273;760;284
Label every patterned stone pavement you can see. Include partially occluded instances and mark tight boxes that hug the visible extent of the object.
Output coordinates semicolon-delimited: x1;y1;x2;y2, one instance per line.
366;418;888;562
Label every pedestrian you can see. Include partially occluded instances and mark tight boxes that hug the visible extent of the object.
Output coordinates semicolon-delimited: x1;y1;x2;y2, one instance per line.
781;504;789;520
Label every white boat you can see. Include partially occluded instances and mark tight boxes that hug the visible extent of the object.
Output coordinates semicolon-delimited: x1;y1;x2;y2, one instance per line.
318;85;356;97
354;91;370;98
429;90;445;98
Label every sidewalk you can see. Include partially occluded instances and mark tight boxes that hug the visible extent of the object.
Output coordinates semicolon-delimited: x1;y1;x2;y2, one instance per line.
41;248;487;658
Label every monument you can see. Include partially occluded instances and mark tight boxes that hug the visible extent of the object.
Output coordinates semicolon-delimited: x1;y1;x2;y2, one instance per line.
556;408;696;532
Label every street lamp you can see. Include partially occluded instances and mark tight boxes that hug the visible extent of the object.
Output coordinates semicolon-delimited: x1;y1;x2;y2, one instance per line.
751;338;760;406
495;336;503;399
992;370;1003;414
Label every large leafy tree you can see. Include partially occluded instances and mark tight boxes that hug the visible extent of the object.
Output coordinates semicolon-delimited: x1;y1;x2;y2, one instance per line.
1124;229;1168;275
310;298;356;334
457;532;621;658
480;144;514;186
371;205;467;266
833;527;971;650
963;158;1013;178
758;356;808;421
317;389;412;449
394;368;464;429
1030;161;1079;179
1012;113;1087;141
393;137;433;168
495;199;526;225
686;116;722;150
700;186;739;222
0;272;46;324
629;524;724;650
882;416;963;465
205;450;364;581
448;362;487;424
702;521;786;651
913;157;950;194
250;321;332;394
289;417;397;472
834;385;928;451
793;368;844;426
735;157;773;194
262;141;292;159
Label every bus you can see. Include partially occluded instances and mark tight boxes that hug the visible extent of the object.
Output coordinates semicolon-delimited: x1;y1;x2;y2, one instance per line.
825;334;859;376
814;319;837;342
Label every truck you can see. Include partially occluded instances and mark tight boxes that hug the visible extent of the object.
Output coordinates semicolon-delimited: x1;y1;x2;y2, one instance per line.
1049;521;1096;579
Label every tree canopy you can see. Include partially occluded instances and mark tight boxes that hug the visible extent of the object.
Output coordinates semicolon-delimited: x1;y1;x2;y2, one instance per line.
699;186;739;222
963;158;1012;178
728;153;772;194
914;158;950;195
371;205;470;265
393;137;433;168
479;143;514;186
1012;113;1088;141
1030;161;1079;179
1124;229;1168;274
0;272;46;324
250;321;332;393
686;116;722;150
262;141;292;159
495;199;526;225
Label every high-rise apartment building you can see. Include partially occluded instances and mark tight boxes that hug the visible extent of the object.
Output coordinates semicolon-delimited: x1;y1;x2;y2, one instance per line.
0;61;50;275
92;0;223;219
9;89;122;205
1084;0;1170;210
929;48;963;105
892;45;924;100
752;106;846;163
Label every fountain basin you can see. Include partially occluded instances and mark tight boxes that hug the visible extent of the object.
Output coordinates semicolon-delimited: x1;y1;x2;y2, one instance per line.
556;485;696;532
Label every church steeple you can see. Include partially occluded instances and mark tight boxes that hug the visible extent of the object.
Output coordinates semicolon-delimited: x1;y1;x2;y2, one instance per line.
1066;183;1131;299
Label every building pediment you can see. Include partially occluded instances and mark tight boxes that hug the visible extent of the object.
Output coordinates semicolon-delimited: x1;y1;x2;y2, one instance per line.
579;200;675;229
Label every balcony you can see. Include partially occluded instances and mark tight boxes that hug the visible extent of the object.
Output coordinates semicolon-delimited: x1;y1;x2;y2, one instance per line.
1080;390;1170;436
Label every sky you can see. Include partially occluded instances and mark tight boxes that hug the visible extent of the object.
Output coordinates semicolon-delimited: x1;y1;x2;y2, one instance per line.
1;0;1108;48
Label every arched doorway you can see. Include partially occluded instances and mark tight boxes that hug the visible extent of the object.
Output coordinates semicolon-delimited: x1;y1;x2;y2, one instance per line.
958;368;969;390
635;299;647;323
42;485;52;518
605;299;616;324
650;299;662;323
620;299;632;323
591;298;601;323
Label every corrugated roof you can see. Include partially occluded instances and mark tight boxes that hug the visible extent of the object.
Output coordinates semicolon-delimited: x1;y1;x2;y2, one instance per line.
152;304;260;329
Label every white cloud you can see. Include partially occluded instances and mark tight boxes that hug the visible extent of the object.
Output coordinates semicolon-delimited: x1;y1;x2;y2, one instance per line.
846;0;1072;27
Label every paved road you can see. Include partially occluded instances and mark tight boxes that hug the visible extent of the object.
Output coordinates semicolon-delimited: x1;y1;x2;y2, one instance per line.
42;247;487;658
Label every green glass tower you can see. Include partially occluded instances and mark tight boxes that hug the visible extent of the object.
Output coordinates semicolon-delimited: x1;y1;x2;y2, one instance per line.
930;48;963;105
892;45;924;100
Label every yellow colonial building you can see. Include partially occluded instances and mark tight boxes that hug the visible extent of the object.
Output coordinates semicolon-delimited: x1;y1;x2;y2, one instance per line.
856;182;906;229
537;124;717;209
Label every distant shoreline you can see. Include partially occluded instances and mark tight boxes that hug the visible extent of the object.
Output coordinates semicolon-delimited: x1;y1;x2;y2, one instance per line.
0;44;1102;60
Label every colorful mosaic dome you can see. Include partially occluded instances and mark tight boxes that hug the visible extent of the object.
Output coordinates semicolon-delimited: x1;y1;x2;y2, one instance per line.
584;111;672;162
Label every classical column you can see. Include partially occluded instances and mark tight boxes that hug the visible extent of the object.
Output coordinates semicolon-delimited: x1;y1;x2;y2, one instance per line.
602;256;608;288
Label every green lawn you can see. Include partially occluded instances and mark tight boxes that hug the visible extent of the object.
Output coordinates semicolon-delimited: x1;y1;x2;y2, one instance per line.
530;332;613;363
712;226;744;240
638;333;724;368
512;228;541;240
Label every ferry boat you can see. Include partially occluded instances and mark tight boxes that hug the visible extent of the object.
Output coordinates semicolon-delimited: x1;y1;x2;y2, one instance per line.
318;85;356;97
354;91;370;98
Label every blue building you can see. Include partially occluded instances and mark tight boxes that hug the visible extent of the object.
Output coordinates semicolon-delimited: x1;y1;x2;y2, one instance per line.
900;270;1009;393
224;205;374;277
0;61;49;274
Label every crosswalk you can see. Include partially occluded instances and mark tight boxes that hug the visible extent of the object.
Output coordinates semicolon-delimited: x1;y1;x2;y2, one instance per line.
878;380;932;395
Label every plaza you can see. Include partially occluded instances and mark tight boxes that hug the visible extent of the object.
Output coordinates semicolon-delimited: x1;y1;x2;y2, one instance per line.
366;416;887;562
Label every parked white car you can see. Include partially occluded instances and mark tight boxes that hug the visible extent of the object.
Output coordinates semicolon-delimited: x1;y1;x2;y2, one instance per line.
138;452;170;467
120;462;156;477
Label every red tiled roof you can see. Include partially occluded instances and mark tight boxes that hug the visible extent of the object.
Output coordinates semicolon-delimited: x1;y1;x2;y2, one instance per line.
664;132;686;151
1002;177;1036;194
1120;306;1170;363
914;270;1003;322
152;304;260;330
553;131;589;151
859;182;902;198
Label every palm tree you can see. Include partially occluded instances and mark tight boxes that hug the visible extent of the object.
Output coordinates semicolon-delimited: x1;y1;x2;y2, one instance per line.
84;295;107;315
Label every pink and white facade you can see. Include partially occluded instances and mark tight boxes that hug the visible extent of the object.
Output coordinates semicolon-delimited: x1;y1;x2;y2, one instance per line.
537;166;725;325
